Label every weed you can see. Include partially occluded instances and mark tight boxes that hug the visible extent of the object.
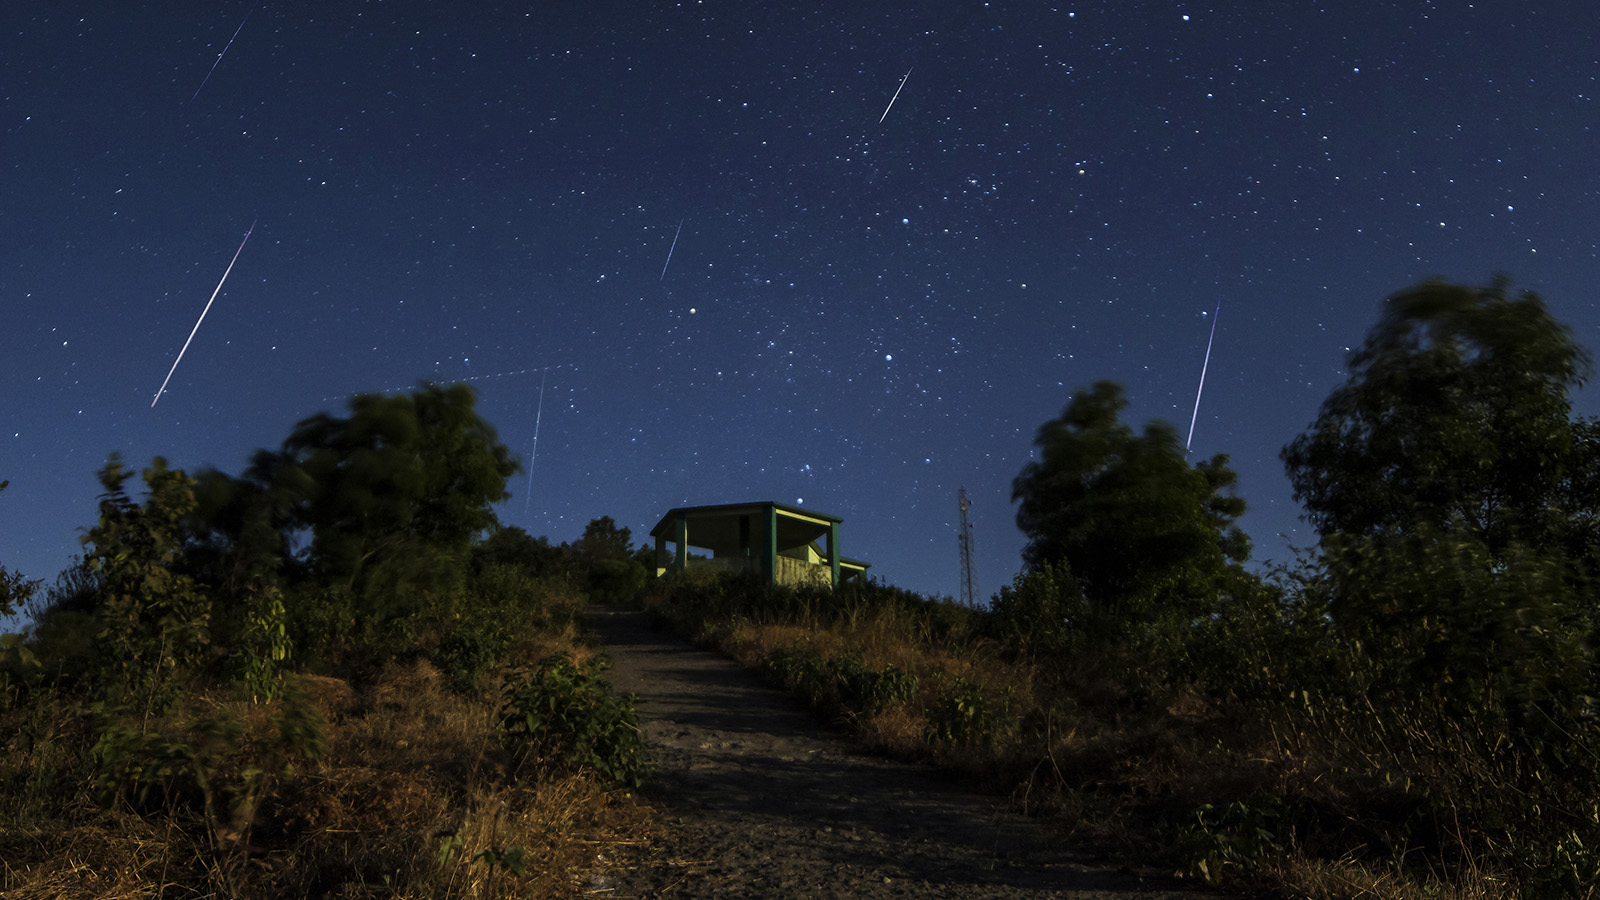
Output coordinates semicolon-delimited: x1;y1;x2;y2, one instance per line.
1178;790;1286;885
923;674;1013;750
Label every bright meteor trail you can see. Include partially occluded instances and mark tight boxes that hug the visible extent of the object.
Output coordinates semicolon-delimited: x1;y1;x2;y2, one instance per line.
184;1;260;110
660;218;684;281
151;220;256;408
1186;297;1222;451
879;68;912;124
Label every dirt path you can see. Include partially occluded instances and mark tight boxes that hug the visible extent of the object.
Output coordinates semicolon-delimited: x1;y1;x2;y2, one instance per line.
586;605;1210;899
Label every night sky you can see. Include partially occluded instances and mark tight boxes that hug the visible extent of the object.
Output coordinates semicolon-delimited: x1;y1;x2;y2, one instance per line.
4;2;1598;607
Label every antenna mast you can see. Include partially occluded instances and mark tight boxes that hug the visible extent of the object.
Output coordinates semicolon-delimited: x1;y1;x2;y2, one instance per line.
958;487;978;606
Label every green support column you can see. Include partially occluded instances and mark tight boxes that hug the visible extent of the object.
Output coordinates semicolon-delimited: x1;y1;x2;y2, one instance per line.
828;522;840;588
674;513;688;574
766;506;778;581
655;532;665;577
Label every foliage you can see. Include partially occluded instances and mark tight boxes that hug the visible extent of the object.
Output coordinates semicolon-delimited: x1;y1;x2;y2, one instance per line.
1282;277;1593;557
586;556;648;605
923;675;1012;750
1011;381;1250;631
761;645;917;719
235;581;292;702
436;617;510;694
497;653;645;789
0;564;37;624
575;515;637;561
1313;528;1598;804
0;479;33;621
985;562;1088;655
83;455;211;706
246;383;519;623
1;401;652;898
1178;791;1287;885
473;524;571;582
0;633;42;708
91;681;327;851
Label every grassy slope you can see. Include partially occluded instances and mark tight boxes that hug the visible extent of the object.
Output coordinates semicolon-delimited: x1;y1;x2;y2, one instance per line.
639;573;1544;900
0;611;649;899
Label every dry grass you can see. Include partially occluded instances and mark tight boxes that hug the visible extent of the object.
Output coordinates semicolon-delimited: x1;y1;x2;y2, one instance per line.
647;581;1554;900
0;656;650;900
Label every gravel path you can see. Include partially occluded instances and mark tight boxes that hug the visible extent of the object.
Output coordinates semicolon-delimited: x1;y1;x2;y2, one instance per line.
587;605;1213;899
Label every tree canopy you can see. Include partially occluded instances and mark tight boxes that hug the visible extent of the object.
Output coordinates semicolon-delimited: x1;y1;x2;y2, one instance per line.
1011;381;1250;611
263;383;519;585
1281;278;1593;557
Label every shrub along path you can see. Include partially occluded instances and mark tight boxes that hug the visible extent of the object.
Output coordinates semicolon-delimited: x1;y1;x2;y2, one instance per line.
586;604;1209;899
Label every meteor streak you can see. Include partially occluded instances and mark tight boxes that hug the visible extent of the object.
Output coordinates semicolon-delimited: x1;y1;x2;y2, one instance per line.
184;0;260;109
151;220;256;408
1186;297;1222;451
524;368;548;514
660;218;684;281
879;68;912;124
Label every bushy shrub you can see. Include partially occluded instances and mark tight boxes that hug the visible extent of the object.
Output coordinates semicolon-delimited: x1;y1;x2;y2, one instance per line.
436;618;509;694
586;558;647;605
497;654;645;788
923;675;1012;750
761;646;918;720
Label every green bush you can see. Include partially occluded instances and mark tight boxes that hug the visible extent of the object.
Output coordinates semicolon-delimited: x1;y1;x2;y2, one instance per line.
587;558;648;605
760;646;918;720
923;675;1012;750
1177;791;1287;885
497;654;645;788
436;618;509;693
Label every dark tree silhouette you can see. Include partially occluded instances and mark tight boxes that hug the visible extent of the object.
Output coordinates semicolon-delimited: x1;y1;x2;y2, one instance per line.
1012;381;1249;615
1282;277;1592;559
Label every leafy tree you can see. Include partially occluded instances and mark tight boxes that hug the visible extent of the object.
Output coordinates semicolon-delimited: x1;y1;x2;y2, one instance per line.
82;455;211;703
184;466;295;603
573;517;646;604
1281;277;1592;557
1011;381;1250;620
473;525;569;581
1281;279;1600;782
252;383;519;598
575;516;636;561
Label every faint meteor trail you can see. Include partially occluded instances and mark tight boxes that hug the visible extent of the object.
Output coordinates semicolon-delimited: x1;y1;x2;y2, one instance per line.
318;364;570;403
879;68;912;123
184;1;260;109
523;367;548;514
151;220;256;408
660;218;684;281
1186;297;1222;451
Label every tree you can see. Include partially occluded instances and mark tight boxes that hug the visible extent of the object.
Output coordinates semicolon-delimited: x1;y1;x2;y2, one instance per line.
257;383;519;592
473;525;569;581
1012;381;1250;618
1281;277;1592;556
574;516;635;562
573;517;647;604
1281;279;1600;780
82;455;211;702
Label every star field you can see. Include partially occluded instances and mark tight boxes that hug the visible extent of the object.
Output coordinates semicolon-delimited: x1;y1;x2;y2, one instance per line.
4;2;1598;605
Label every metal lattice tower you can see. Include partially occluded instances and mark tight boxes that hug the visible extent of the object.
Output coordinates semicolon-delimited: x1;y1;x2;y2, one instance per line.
958;487;978;607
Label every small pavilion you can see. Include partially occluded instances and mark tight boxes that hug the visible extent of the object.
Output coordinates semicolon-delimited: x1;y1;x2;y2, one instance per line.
648;501;870;588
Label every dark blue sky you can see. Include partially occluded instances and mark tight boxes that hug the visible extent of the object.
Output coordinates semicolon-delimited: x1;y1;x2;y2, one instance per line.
4;1;1597;606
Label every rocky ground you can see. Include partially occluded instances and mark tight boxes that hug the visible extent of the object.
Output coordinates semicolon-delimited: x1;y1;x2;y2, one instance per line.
586;605;1215;899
